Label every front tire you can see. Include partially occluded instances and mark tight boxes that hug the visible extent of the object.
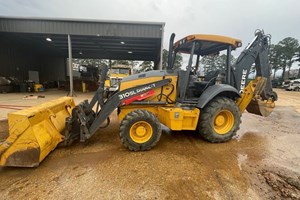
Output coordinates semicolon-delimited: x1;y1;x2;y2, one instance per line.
198;97;241;143
120;110;162;151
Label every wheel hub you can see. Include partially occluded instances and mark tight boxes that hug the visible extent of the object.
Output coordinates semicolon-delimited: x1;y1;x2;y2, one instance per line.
213;110;234;135
129;121;153;143
215;115;225;126
136;126;146;136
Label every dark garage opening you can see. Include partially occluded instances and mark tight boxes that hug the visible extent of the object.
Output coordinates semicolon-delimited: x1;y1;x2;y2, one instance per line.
0;17;164;93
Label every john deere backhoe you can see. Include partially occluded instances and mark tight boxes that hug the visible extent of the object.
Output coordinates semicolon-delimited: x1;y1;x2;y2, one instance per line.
0;30;277;167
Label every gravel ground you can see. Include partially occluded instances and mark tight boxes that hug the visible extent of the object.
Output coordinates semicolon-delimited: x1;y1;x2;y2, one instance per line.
0;88;299;199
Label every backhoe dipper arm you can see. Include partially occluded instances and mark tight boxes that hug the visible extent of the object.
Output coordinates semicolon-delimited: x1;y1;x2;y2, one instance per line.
232;30;276;101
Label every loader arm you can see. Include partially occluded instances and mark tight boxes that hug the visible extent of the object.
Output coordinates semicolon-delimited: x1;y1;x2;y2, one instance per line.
65;65;172;143
232;30;277;116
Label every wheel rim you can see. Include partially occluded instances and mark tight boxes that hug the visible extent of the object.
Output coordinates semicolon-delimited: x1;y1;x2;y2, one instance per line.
213;110;234;135
129;121;153;143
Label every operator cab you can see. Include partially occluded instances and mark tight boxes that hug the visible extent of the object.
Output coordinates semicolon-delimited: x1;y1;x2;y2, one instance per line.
169;34;242;103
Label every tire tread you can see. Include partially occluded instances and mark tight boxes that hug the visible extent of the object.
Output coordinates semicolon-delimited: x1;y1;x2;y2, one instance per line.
120;110;161;151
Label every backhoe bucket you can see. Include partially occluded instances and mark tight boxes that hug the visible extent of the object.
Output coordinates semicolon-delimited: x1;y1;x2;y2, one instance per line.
246;99;275;117
0;97;75;167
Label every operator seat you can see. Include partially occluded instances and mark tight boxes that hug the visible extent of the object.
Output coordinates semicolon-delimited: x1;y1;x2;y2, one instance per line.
193;70;220;96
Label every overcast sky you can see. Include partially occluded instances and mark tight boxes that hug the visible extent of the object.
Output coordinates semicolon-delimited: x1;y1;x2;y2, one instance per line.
0;0;299;50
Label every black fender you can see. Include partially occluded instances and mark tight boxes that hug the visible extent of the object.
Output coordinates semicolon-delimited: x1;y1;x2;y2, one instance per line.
197;84;240;109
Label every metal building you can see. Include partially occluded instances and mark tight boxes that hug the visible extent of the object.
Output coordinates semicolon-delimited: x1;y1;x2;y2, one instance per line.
0;16;165;94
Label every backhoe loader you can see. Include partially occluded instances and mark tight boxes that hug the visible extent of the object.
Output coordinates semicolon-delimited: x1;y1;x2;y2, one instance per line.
0;30;277;167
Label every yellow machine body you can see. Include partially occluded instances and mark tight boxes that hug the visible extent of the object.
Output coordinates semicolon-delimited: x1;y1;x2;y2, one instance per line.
118;75;275;132
119;105;200;131
119;75;176;115
158;107;200;130
118;74;200;131
119;75;178;103
0;97;75;167
118;75;177;118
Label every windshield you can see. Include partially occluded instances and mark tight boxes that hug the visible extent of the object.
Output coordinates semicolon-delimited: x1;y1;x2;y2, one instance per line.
111;68;130;74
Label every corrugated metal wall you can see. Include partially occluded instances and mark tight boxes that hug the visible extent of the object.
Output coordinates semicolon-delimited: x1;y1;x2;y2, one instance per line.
0;18;163;38
0;36;66;82
0;38;39;81
39;55;66;82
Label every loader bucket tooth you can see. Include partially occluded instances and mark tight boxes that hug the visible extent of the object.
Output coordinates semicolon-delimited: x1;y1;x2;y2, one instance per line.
0;97;75;167
246;99;275;117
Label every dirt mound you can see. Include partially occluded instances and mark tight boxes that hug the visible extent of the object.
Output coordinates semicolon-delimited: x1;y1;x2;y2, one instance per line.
260;171;300;199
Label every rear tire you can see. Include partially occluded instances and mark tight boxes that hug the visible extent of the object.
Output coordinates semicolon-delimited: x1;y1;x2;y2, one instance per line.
198;97;241;143
120;110;161;151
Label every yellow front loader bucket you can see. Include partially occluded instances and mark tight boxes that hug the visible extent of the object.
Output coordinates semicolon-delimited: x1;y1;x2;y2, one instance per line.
0;97;75;167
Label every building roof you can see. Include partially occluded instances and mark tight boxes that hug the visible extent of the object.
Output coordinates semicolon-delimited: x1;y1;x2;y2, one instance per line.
0;16;164;61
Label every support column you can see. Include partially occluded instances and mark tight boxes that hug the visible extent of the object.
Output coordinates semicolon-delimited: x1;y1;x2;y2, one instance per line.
109;59;112;69
68;34;74;96
154;60;159;70
158;24;165;70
